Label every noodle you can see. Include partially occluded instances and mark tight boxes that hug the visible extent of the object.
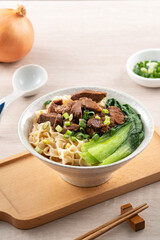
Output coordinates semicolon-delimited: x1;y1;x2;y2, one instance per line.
29;95;89;166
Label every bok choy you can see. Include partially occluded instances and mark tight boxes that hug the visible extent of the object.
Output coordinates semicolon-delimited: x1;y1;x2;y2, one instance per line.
80;98;144;166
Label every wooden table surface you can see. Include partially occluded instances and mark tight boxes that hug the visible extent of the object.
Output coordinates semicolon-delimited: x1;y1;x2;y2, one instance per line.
0;1;160;239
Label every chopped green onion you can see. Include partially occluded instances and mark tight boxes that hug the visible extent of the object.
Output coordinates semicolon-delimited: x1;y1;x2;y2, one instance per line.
55;125;63;132
75;132;84;140
71;131;75;136
83;110;95;120
79;119;86;128
69;114;73;121
83;134;90;140
64;130;72;139
147;62;158;68
102;109;109;114
64;121;71;127
71;136;77;142
35;146;43;154
80;127;85;133
44;100;52;106
140;67;147;73
148;67;154;74
92;133;100;141
88;111;95;117
43;139;50;144
42;122;49;130
95;115;101;120
151;60;158;63
104;116;110;125
65;130;72;136
133;60;160;78
83;110;89;120
63;112;70;119
63;135;69;139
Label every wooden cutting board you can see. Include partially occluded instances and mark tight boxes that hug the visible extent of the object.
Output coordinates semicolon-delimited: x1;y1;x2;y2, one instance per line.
0;126;160;230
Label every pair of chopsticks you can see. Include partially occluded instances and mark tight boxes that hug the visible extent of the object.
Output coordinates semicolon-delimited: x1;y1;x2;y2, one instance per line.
75;203;148;240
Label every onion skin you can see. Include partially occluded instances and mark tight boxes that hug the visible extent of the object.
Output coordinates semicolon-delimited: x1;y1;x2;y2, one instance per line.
0;5;34;63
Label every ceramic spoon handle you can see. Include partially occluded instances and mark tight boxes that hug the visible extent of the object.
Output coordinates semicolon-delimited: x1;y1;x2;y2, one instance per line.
0;91;23;115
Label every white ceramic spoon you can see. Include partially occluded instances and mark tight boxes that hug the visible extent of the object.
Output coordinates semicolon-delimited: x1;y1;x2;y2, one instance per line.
0;64;48;116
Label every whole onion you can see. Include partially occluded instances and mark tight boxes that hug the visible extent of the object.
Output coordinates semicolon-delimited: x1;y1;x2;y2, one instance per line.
0;5;34;62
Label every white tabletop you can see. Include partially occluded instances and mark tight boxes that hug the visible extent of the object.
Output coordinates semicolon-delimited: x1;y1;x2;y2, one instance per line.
0;1;160;239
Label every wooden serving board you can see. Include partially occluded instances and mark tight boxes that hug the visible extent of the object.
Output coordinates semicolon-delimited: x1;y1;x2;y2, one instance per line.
1;127;160;230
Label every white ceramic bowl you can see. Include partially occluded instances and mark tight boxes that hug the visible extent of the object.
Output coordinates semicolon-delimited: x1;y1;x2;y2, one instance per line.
18;87;154;187
126;48;160;88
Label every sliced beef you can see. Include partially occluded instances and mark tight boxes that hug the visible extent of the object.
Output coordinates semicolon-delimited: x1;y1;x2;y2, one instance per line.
71;97;101;119
108;106;125;125
55;105;71;115
86;121;111;136
86;127;95;137
109;116;116;127
71;89;106;102
48;100;71;115
67;101;73;108
71;101;82;119
37;113;63;129
62;122;80;134
86;118;103;137
54;114;63;129
100;125;110;134
48;102;57;113
80;98;102;112
48;102;55;113
87;118;103;129
86;106;125;136
53;99;63;105
48;99;63;113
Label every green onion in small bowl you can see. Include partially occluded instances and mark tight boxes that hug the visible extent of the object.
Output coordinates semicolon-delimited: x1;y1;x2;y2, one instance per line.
126;48;160;87
133;60;160;78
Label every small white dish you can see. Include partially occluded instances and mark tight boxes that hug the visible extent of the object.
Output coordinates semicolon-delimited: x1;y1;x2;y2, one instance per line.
126;48;160;88
18;87;154;187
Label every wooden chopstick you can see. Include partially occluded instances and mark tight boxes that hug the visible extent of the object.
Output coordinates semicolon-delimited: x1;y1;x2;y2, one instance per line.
83;205;148;240
75;203;147;240
75;203;148;240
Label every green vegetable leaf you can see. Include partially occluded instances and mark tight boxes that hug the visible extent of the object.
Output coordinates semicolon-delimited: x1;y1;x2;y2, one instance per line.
44;100;52;106
81;98;144;166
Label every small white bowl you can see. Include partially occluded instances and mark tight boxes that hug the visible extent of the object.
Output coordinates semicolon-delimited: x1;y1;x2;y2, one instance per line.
126;48;160;88
18;87;154;187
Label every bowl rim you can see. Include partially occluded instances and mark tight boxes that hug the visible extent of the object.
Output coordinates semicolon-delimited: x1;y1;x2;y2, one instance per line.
126;48;160;82
18;86;154;170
